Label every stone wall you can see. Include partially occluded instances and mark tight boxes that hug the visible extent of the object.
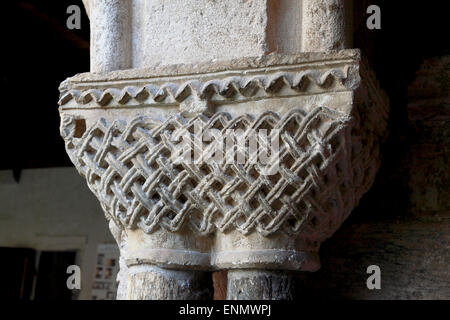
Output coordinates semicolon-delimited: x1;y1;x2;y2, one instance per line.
296;56;450;300
0;168;115;300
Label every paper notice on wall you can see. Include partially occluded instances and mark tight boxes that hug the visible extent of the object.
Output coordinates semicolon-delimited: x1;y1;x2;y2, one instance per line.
91;243;119;300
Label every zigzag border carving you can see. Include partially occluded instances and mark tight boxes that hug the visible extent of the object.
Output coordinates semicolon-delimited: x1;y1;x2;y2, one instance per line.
59;67;352;108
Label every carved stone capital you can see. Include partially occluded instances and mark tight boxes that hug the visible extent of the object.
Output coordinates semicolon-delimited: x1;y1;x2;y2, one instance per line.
59;50;388;277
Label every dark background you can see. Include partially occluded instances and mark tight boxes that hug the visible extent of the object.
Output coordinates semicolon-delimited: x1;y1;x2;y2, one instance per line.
0;1;89;172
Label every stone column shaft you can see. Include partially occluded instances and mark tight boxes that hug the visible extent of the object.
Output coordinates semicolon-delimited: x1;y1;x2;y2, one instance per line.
122;265;212;300
302;0;346;51
227;270;296;300
90;0;131;73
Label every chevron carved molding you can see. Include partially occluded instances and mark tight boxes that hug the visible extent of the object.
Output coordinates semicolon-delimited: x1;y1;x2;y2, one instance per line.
59;51;388;274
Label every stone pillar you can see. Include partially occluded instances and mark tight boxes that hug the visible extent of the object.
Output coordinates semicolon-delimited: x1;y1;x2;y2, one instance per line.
302;0;346;51
123;266;212;300
89;0;131;73
59;1;389;300
227;270;296;300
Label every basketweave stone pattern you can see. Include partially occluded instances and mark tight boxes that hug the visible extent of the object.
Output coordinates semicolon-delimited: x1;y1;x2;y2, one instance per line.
61;107;351;238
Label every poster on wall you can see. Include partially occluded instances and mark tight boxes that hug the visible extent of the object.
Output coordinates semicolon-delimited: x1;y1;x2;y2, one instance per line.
91;244;119;300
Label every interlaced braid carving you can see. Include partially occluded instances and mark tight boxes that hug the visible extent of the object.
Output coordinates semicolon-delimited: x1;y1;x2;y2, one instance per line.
61;107;356;238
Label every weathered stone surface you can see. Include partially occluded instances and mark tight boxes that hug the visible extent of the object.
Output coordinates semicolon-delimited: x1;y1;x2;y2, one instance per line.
295;211;450;300
121;265;212;300
60;50;362;90
130;0;269;68
84;0;350;73
227;270;296;300
89;0;131;73
302;0;346;51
